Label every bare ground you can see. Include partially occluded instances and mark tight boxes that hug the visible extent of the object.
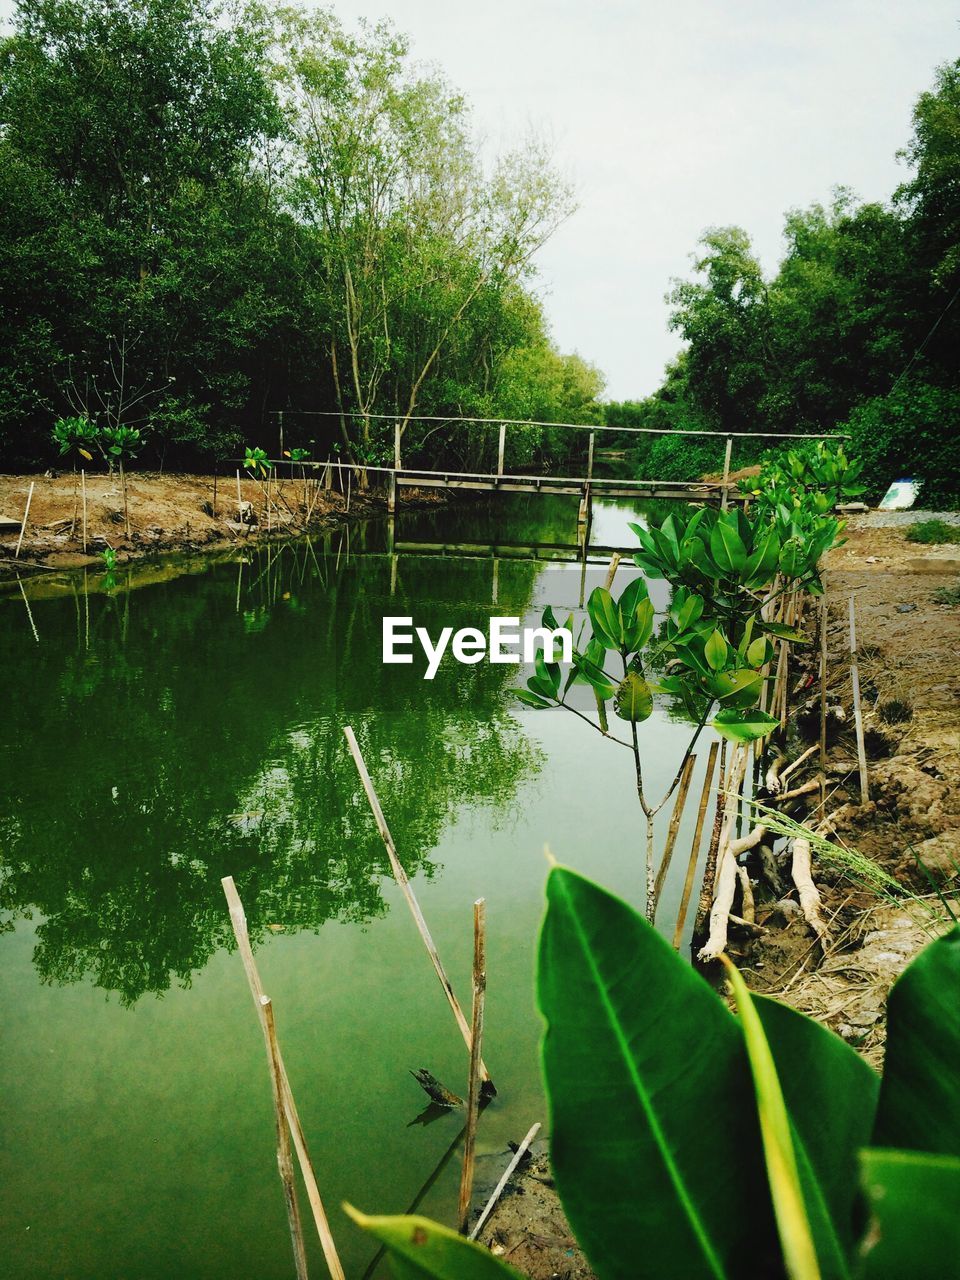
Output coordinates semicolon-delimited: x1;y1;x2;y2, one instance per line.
0;469;443;579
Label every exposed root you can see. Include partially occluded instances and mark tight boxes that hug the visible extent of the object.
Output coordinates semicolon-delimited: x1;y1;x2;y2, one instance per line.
790;837;829;943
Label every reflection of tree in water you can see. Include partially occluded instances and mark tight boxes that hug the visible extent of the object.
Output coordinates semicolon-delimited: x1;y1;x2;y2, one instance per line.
0;526;543;1005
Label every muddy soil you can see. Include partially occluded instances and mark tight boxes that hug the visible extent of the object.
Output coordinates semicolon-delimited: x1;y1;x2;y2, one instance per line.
0;469;444;578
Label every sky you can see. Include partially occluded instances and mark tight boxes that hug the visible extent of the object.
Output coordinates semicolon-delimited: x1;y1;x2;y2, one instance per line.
2;0;958;399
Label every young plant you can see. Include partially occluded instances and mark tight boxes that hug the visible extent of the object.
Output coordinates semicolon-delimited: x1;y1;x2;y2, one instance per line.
100;424;142;539
52;415;100;538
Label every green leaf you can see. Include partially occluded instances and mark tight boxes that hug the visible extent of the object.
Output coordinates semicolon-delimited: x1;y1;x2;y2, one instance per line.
747;637;773;666
759;620;809;643
704;629;729;672
535;651;561;699
538;867;777;1280
617;574;649;622
778;537;806;578
623;598;655;653
721;961;821;1280
710;514;748;573
587;586;623;649
872;927;960;1157
709;669;763;707
515;689;553;709
344;1207;523;1279
613;670;653;722
712;708;779;743
857;1149;960;1279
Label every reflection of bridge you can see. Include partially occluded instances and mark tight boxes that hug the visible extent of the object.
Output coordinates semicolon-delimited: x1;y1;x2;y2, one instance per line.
267;413;851;524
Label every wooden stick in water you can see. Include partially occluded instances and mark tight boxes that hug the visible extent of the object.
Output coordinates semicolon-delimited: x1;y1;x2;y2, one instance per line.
848;595;869;803
673;742;718;949
236;469;243;516
342;726;494;1088
15;481;34;558
694;739;727;937
221;877;345;1280
458;899;487;1234
653;752;697;909
261;996;310;1280
603;552;621;592
468;1121;542;1241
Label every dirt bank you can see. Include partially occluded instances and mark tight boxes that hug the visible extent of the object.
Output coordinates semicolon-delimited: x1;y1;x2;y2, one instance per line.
0;469;442;577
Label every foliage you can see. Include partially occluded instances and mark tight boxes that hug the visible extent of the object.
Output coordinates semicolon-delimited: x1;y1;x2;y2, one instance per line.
0;0;593;468
353;869;960;1278
243;445;273;479
515;490;840;747
51;415;98;462
904;518;960;545
932;581;960;606
743;441;866;515
100;424;142;463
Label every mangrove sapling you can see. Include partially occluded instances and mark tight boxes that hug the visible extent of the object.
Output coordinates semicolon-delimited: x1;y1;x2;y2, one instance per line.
244;446;275;531
52;415;99;538
99;425;143;540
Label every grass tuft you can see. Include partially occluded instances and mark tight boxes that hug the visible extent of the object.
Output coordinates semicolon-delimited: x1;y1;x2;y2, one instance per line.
905;519;960;545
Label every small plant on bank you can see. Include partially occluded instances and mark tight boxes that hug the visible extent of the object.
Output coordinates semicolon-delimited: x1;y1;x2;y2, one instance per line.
905;519;960;545
933;581;960;607
52;415;101;538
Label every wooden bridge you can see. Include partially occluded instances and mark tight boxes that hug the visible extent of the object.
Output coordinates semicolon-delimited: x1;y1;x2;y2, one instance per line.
267;413;851;525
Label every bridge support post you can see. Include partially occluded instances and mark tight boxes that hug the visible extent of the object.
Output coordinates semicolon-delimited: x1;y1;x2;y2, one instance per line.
721;435;733;510
587;431;595;482
388;471;397;515
394;421;402;471
497;423;506;477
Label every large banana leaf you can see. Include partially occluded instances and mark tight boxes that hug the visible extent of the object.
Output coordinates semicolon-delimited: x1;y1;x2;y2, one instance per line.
857;1149;960;1278
344;1207;522;1279
872;926;960;1156
755;996;879;1263
538;866;779;1279
538;868;883;1280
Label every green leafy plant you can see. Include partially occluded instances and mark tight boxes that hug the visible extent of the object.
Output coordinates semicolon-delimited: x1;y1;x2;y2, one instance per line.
904;519;960;546
52;415;99;462
244;445;273;479
353;868;960;1280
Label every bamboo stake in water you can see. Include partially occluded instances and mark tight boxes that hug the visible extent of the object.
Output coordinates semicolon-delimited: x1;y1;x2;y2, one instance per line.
14;481;34;558
261;995;310;1280
236;469;243;517
848;595;869;802
695;739;727;937
221;877;345;1280
653;751;697;909
469;1122;541;1241
673;742;719;949
342;726;494;1089
458;899;487;1234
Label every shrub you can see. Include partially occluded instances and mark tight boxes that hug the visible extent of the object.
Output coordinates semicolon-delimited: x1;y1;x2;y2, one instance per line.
842;380;960;509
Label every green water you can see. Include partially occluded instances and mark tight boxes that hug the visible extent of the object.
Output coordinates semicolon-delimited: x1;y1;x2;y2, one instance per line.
0;495;716;1279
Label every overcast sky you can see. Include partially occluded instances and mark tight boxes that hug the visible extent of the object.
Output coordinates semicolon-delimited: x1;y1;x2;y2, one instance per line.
3;0;958;398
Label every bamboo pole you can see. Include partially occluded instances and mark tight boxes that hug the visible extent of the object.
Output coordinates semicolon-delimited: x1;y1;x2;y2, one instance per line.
468;1122;541;1241
673;741;719;949
818;595;828;818
603;552;621;592
14;481;34;558
236;469;243;518
221;877;345;1280
694;739;727;936
653;751;697;909
260;996;310;1280
848;595;869;803
720;435;733;509
119;461;130;540
458;899;487;1234
342;727;493;1087
213;470;218;518
17;577;39;644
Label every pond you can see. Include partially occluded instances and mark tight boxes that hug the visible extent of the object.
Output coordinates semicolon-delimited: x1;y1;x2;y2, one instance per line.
0;493;718;1279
